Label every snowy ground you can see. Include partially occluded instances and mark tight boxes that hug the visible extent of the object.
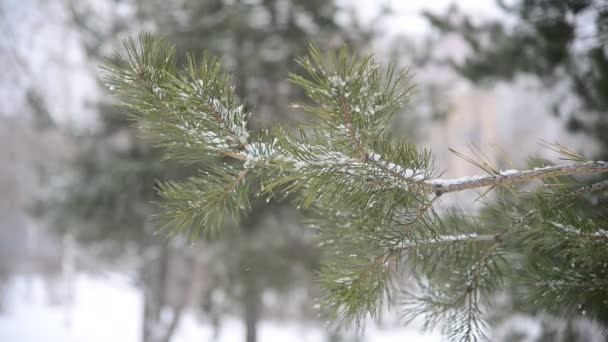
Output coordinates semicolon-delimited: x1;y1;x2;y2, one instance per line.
0;274;441;342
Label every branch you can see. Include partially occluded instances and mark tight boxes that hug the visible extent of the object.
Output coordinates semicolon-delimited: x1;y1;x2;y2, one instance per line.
428;162;608;195
339;95;367;161
398;233;497;249
222;149;246;161
567;179;608;197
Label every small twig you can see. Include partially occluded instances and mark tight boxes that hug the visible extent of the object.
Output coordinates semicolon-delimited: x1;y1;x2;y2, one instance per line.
566;179;608;197
339;95;367;161
226;169;248;194
399;194;441;238
221;149;246;161
463;209;536;295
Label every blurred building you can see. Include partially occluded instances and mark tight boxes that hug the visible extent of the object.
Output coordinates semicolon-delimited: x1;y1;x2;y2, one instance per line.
411;32;599;209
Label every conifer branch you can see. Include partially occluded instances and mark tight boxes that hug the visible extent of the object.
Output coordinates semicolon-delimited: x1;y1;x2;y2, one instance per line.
103;35;608;342
428;162;608;195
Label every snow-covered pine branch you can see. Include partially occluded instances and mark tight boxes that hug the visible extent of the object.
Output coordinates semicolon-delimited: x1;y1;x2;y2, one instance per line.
104;34;608;342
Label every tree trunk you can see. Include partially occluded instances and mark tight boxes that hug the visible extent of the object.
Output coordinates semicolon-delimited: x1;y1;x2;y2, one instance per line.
243;286;260;342
158;252;202;342
141;242;203;342
142;243;171;342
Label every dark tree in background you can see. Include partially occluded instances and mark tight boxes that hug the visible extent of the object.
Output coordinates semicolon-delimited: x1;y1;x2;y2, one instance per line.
425;0;608;339
424;0;607;155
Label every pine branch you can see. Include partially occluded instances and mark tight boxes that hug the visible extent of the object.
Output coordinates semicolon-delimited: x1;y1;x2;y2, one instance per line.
103;35;608;342
399;233;497;249
428;161;608;195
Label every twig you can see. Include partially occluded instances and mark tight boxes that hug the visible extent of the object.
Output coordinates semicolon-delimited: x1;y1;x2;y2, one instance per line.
566;179;608;197
339;95;367;161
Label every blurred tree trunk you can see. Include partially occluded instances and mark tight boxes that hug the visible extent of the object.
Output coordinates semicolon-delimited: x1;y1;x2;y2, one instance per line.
141;240;199;342
244;286;260;342
159;252;201;342
142;243;171;342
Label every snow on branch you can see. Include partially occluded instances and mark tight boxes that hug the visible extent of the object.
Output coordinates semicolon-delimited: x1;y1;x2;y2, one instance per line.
398;233;497;249
548;221;608;239
427;162;608;195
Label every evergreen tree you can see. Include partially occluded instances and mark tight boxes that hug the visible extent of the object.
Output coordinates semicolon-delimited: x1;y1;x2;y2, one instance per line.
103;34;608;342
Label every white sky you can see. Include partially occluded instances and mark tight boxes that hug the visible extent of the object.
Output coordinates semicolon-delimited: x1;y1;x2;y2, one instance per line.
349;0;502;36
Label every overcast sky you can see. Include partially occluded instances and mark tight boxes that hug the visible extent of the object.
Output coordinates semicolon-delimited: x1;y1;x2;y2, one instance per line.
349;0;502;36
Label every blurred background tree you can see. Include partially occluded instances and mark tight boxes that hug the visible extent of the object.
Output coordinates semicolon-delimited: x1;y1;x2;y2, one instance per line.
424;0;608;339
424;0;607;155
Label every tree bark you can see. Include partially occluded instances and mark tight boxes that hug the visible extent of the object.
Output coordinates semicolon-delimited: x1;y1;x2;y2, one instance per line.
243;285;260;342
142;243;170;342
158;252;202;342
